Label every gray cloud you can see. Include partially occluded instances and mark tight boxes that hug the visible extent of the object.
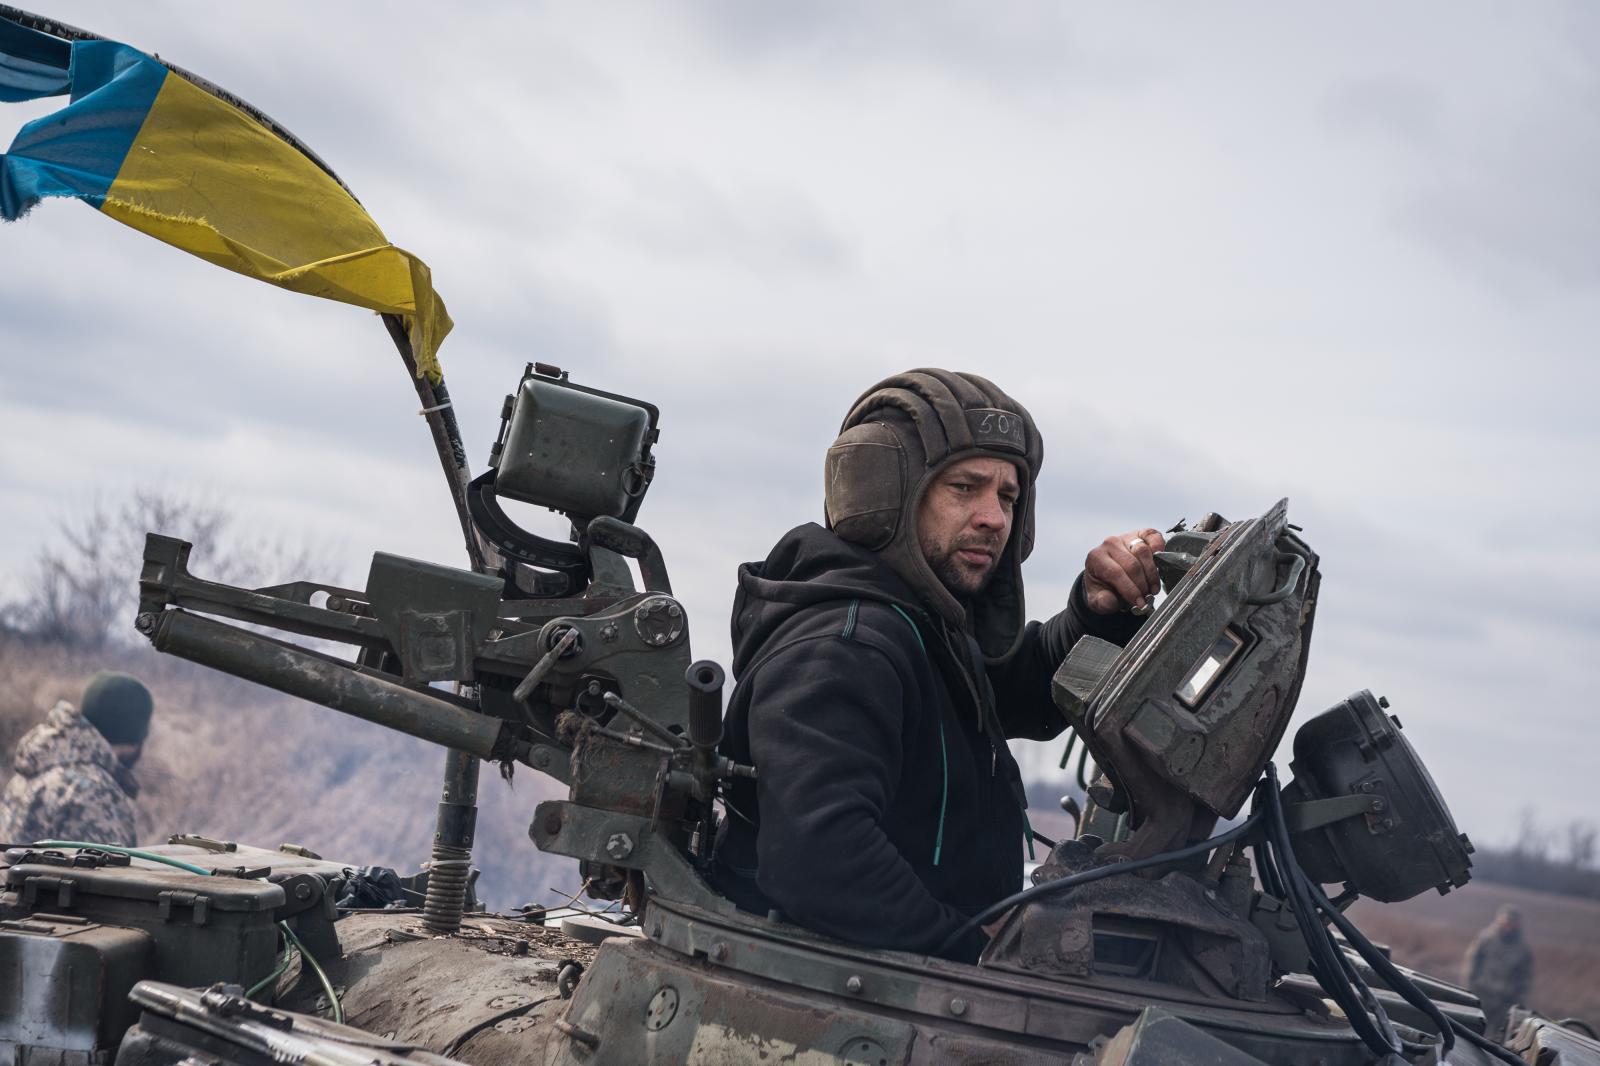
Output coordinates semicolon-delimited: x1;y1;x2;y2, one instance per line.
1322;77;1444;149
610;165;855;278
680;0;1148;94
1319;12;1600;293
3;1;1596;846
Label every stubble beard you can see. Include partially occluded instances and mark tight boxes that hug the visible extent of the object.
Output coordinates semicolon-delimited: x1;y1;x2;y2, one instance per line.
926;537;1002;598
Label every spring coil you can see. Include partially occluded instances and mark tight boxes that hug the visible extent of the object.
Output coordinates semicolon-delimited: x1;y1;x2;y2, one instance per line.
422;847;472;934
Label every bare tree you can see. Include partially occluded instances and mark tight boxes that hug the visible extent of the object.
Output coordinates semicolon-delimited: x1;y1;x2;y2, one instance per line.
1511;806;1552;863
1567;821;1597;871
6;488;333;649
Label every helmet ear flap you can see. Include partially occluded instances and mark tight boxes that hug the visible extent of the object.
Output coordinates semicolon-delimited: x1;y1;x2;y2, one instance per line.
824;421;906;551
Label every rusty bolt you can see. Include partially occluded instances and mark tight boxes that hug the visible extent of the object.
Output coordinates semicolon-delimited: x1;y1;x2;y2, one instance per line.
1359;781;1375;793
667;604;682;619
135;612;157;634
845;975;863;994
1370;797;1387;813
949;998;968;1016
294;882;313;901
606;832;635;860
600;623;619;643
709;943;727;962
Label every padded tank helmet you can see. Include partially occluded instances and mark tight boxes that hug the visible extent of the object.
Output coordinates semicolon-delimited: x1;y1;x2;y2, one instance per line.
824;369;1042;663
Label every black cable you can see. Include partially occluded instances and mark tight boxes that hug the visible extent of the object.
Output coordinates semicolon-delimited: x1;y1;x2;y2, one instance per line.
1337;945;1408;1054
1258;769;1398;1055
719;793;758;828
1252;807;1290;902
1304;876;1456;1052
1253;835;1286;899
1259;765;1401;1058
1254;819;1433;1056
935;810;1264;957
1449;1017;1529;1066
1264;775;1436;1059
1057;731;1076;771
1255;770;1531;1063
955;759;1519;1063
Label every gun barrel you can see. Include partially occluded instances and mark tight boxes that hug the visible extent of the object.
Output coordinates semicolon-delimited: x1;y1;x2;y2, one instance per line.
145;608;516;762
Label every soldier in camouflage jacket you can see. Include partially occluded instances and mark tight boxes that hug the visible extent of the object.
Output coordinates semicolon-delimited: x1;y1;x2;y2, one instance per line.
1463;905;1534;1038
0;673;151;847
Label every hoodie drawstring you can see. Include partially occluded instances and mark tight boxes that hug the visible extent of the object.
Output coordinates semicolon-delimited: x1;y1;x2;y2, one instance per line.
889;604;948;868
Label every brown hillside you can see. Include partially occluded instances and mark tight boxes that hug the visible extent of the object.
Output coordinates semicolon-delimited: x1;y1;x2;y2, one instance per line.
1350;880;1600;1029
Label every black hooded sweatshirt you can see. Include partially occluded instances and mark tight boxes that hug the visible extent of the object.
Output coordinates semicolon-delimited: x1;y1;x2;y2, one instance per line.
712;523;1142;961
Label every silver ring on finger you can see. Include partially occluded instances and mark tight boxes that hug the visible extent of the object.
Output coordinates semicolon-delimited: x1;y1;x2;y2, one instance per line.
1126;537;1146;552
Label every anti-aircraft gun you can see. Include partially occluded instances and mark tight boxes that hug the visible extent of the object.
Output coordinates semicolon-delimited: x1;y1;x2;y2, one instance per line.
6;364;1597;1066
130;363;754;925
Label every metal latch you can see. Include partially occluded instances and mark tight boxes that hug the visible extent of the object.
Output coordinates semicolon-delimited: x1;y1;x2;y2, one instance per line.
20;874;76;909
158;889;212;925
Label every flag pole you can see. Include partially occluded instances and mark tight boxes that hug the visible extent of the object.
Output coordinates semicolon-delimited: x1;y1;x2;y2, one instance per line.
1;2;490;573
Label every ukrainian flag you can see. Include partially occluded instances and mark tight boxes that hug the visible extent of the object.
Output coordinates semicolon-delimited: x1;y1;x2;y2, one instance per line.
0;15;451;380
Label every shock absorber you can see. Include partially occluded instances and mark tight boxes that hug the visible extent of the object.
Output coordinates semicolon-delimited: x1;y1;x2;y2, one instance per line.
423;748;479;934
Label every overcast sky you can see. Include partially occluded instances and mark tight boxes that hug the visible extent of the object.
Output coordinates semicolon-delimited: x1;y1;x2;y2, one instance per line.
2;2;1596;846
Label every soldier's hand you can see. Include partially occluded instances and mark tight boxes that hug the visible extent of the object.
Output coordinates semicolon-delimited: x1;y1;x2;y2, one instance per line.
1083;528;1166;614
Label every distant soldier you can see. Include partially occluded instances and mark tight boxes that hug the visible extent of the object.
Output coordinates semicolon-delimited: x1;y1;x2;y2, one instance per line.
1463;904;1534;1038
0;672;152;847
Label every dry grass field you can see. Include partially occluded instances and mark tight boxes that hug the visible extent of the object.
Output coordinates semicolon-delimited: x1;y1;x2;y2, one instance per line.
1350;880;1600;1029
0;635;575;909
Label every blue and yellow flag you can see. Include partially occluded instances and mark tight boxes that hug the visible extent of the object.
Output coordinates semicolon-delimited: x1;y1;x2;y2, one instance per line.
0;16;451;380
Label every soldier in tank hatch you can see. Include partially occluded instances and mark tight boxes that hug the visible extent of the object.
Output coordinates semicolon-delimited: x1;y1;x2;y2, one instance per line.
711;369;1165;960
0;671;150;847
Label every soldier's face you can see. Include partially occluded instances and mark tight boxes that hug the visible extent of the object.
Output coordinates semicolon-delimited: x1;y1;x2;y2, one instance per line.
916;457;1019;597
